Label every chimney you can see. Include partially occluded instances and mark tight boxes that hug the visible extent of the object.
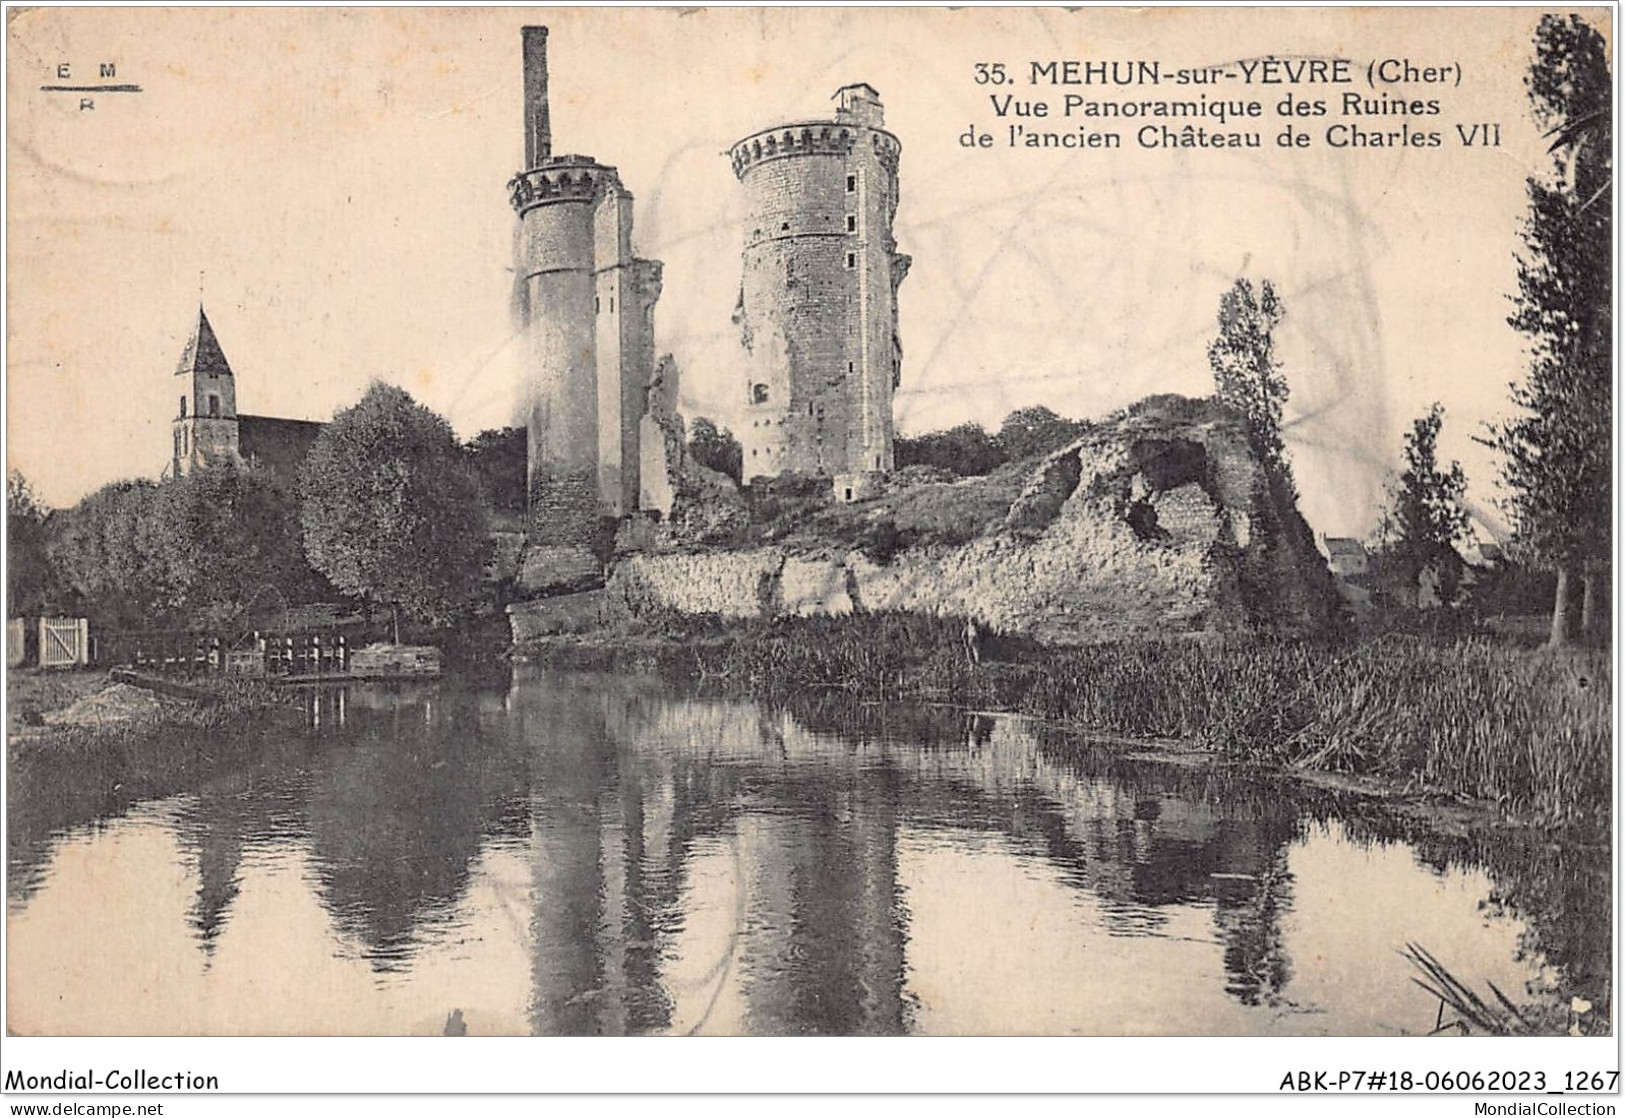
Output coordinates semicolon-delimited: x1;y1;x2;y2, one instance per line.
522;26;551;167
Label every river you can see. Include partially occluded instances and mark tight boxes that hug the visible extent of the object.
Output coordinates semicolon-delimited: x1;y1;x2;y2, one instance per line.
5;667;1610;1036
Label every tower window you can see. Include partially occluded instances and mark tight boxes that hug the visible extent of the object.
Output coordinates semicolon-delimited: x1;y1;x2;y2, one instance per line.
847;361;854;374
752;383;770;405
609;295;615;314
208;394;220;418
595;295;601;314
846;174;857;192
780;221;790;232
180;397;187;418
846;252;856;268
846;215;856;232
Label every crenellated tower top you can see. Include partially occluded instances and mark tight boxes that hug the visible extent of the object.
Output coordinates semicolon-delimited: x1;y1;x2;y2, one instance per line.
729;122;901;180
508;26;622;215
508;157;623;215
729;85;899;180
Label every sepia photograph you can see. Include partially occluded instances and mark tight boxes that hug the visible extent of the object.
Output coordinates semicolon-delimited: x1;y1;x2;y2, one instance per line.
1;3;1615;1102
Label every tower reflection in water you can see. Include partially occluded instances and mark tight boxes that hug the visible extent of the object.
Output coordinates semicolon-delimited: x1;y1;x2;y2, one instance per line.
505;666;1294;1035
15;667;1562;1036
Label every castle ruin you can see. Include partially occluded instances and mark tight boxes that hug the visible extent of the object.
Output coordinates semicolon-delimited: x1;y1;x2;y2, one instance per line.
165;34;915;561
730;84;910;499
509;27;663;554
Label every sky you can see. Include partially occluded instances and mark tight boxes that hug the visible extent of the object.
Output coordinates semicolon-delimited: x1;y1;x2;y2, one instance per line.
6;6;1610;538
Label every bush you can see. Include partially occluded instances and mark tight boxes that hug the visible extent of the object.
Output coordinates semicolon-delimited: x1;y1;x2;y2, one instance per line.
895;423;1007;476
688;418;743;484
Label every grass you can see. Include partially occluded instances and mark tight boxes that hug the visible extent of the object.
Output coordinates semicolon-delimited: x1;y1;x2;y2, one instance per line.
6;667;299;762
521;611;1610;828
1403;941;1603;1037
6;668;109;730
732;461;1032;560
1404;942;1541;1035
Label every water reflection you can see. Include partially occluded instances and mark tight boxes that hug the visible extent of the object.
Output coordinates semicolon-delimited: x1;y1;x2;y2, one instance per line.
5;667;1608;1035
306;685;530;970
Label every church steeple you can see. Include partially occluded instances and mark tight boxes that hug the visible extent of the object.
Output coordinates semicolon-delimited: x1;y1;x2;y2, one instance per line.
171;305;240;477
175;305;234;380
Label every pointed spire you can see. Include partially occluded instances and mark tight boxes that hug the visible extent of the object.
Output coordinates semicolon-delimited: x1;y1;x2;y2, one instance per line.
175;305;233;378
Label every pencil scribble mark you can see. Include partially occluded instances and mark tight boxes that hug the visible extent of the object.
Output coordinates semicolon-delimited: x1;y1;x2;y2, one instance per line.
39;83;142;93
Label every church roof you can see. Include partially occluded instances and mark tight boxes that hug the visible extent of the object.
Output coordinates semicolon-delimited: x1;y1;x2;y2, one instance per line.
238;415;324;481
175;306;233;379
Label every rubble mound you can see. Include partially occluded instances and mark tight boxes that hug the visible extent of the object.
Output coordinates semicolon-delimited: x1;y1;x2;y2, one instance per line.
606;394;1341;644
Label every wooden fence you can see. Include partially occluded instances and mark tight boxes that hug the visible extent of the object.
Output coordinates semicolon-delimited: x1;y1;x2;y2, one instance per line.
94;628;371;677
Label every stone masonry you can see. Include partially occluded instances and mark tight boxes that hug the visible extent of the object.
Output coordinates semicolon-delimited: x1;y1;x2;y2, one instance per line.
509;27;663;571
730;84;911;492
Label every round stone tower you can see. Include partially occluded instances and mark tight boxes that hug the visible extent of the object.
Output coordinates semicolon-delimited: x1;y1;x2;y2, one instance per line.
511;153;613;545
729;84;910;492
509;26;662;562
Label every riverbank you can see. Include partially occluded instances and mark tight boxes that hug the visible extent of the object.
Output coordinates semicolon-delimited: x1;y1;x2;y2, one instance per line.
513;611;1611;829
7;667;299;762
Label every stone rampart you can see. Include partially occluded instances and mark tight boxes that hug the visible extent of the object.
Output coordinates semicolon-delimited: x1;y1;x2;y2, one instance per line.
591;398;1338;644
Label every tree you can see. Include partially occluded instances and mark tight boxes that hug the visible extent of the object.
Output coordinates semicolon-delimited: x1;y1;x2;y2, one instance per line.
997;405;1084;461
1373;404;1472;608
44;467;323;629
7;471;58;617
895;423;1008;476
161;464;326;627
1480;14;1611;646
300;384;490;642
687;417;743;483
1208;278;1292;487
464;426;528;517
46;479;180;627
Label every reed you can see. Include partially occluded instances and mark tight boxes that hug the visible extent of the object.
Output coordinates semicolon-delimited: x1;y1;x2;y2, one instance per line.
681;613;1610;826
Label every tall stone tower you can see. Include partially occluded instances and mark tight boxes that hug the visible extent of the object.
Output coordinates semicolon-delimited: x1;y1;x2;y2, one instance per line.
729;84;910;492
172;306;240;477
508;26;663;559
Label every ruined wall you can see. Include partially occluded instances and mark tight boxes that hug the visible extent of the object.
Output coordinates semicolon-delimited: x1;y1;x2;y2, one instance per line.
614;549;783;620
601;399;1339;644
591;188;663;518
637;356;683;519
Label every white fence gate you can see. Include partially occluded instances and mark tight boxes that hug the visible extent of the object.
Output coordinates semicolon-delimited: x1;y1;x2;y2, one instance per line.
39;617;90;668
